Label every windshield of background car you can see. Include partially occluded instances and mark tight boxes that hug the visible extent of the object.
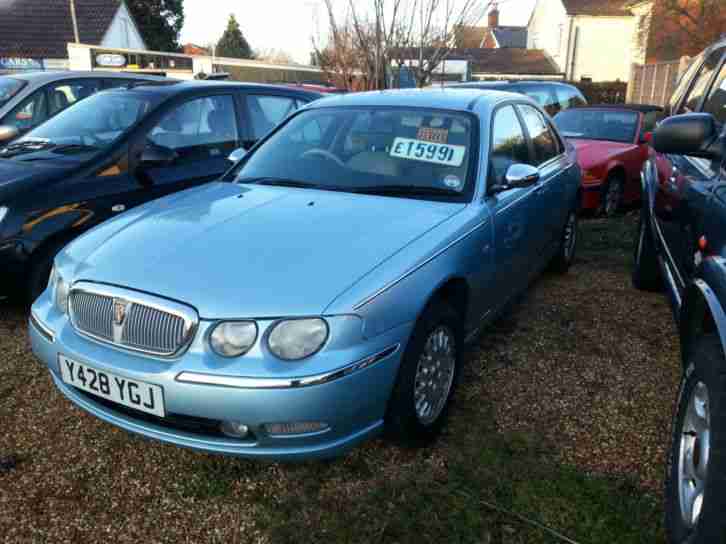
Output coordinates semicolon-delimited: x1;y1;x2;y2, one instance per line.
17;90;160;152
0;77;26;107
554;109;638;143
235;107;477;201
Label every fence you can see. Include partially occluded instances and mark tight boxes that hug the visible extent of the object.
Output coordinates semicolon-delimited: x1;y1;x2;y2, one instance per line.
627;57;692;106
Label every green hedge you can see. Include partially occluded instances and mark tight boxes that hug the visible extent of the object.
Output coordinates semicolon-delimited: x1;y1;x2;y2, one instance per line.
571;81;628;105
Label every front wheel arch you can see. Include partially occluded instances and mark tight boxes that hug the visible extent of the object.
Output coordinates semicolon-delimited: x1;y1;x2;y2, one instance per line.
680;279;726;368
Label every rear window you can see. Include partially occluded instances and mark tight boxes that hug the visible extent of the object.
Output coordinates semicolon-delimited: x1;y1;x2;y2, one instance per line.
0;77;26;106
554;109;639;143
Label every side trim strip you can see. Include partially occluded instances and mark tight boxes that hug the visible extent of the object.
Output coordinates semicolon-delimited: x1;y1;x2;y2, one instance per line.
175;344;400;389
30;312;55;343
353;220;490;311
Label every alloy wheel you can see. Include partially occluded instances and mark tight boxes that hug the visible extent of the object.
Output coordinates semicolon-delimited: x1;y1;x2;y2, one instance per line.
413;325;456;426
604;180;622;216
678;381;711;528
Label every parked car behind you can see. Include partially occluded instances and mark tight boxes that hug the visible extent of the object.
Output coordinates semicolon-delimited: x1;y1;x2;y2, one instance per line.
0;71;169;145
449;80;587;117
30;88;581;461
554;104;662;216
0;80;321;301
632;38;726;544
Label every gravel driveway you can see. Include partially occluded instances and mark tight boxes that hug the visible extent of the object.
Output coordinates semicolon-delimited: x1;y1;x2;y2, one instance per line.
0;213;679;543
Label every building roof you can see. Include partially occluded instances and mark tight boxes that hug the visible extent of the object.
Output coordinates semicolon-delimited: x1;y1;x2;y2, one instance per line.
0;0;126;59
491;27;528;48
469;48;561;75
561;0;633;17
454;25;488;48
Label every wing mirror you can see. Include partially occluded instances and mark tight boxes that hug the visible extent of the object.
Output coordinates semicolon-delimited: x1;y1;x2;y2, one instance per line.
139;144;178;168
490;164;540;194
653;113;722;160
227;147;248;163
0;125;19;144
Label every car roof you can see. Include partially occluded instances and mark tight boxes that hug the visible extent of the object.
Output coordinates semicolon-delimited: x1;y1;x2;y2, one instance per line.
4;71;168;84
570;103;663;113
451;80;579;90
308;88;531;112
120;79;324;99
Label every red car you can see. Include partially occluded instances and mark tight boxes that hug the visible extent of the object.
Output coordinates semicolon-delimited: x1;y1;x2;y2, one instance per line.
554;105;662;216
286;83;348;94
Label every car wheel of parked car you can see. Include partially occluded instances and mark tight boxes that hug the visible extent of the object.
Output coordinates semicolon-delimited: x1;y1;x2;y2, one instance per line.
550;209;578;274
385;299;462;447
665;335;726;544
632;212;663;292
600;175;624;217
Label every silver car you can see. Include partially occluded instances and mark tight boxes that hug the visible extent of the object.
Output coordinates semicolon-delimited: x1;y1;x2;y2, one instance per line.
0;71;167;144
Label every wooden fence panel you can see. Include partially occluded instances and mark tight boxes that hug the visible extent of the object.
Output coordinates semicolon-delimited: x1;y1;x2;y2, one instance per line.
627;57;691;106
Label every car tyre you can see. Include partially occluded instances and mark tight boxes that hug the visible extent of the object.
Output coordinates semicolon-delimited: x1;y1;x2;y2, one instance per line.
600;175;623;217
550;209;578;274
385;299;462;447
665;335;726;544
632;211;663;291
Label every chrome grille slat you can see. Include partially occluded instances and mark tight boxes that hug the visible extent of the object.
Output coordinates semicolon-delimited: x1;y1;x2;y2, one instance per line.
69;283;197;357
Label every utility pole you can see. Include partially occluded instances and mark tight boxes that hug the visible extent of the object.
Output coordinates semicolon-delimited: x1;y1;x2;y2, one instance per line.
69;0;80;43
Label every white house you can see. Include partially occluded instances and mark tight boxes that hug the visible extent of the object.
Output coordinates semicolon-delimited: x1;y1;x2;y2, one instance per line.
527;0;652;82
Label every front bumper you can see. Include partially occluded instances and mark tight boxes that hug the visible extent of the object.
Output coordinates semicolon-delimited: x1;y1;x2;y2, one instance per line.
30;292;410;461
580;183;603;211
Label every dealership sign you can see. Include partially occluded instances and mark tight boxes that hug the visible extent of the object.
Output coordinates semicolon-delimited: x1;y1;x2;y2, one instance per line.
0;57;43;71
95;53;127;68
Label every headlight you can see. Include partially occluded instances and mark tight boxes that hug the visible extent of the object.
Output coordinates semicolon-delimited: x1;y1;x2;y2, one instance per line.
0;206;8;225
267;318;328;361
210;321;258;357
52;267;69;314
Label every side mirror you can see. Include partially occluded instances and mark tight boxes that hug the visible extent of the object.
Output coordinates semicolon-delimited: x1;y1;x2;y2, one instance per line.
139;145;178;168
490;164;540;194
653;113;722;160
0;125;19;144
227;147;248;163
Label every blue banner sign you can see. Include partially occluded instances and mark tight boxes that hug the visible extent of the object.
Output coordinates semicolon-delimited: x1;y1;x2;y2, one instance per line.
0;57;44;71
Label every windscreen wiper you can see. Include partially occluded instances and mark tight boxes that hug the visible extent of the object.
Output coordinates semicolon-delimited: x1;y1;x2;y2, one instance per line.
351;185;463;197
238;177;323;189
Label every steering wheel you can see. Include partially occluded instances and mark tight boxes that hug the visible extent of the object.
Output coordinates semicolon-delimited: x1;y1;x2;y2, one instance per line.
302;148;345;168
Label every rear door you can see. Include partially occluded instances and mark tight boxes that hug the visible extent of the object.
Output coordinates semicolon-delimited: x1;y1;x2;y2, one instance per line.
131;92;243;198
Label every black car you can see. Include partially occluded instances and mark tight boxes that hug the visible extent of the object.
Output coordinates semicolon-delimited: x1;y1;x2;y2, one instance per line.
449;80;587;116
0;80;321;301
632;38;726;543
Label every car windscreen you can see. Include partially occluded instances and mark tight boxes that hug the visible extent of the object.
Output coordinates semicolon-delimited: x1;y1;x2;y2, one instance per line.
234;107;477;201
13;90;161;153
0;77;26;107
554;109;639;144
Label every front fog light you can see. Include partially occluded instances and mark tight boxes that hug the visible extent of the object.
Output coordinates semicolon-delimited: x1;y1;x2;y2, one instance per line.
210;321;258;357
267;318;328;360
220;421;249;438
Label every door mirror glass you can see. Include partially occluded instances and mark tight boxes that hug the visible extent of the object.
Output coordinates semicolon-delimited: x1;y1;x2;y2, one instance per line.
139;144;178;168
491;164;540;193
653;113;721;160
228;147;247;163
0;125;19;143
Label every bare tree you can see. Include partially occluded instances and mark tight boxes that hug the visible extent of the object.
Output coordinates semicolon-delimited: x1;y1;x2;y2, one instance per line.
313;0;491;89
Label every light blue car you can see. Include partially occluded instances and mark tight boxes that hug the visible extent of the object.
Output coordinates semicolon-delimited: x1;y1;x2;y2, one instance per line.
30;89;581;460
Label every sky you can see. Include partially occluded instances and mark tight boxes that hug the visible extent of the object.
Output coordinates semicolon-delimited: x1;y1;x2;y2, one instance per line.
180;0;537;64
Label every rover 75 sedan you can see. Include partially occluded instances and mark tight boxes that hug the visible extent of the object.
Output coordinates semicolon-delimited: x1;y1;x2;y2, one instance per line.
30;89;581;460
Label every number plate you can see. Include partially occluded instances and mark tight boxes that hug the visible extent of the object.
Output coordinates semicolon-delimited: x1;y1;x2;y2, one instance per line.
59;355;165;417
389;137;466;166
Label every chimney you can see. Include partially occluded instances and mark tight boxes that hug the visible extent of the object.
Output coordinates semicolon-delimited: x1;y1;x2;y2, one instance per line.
488;5;499;28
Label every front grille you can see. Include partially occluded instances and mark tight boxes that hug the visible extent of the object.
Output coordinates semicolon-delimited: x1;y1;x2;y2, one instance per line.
69;283;197;357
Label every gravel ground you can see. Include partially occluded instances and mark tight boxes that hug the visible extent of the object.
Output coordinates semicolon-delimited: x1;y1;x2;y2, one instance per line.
0;213;680;542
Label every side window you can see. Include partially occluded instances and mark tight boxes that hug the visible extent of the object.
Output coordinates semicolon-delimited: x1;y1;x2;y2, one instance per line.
518;104;560;165
247;95;298;140
555;86;586;111
679;49;724;114
668;53;704;114
489;105;530;183
2;90;47;131
148;95;238;160
522;86;559;116
103;79;137;90
702;61;726;124
47;79;102;117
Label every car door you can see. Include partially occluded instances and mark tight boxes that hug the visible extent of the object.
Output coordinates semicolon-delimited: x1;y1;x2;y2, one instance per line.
655;47;726;294
485;104;542;305
131;93;243;199
516;103;568;261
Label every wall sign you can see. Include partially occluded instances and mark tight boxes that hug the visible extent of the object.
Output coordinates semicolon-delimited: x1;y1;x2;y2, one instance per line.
0;57;43;71
95;53;127;68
